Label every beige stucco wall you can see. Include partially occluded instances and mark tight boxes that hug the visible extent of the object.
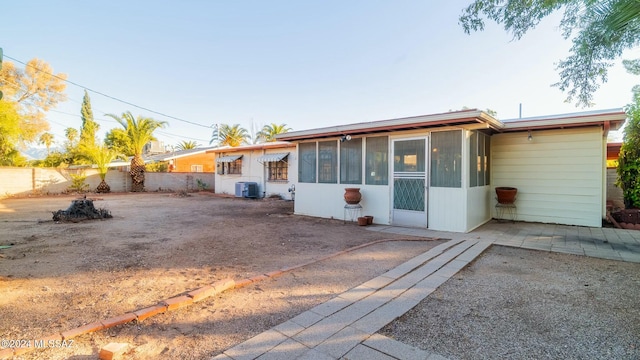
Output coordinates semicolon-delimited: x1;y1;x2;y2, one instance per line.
0;167;215;197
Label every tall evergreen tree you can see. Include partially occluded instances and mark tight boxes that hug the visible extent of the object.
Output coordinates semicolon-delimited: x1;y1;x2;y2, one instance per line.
79;90;99;147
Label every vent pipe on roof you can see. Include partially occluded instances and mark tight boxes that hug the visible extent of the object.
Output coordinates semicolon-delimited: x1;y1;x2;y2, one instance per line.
519;103;522;118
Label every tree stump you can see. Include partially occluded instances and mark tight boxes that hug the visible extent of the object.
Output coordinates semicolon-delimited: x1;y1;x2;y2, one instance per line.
52;199;112;222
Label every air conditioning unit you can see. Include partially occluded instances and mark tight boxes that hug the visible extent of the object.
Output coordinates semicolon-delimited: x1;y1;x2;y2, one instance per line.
235;182;259;198
234;182;245;197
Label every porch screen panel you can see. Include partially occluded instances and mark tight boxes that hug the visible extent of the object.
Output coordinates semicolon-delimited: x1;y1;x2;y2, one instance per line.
340;138;362;184
366;136;388;185
298;142;317;183
430;130;462;188
484;133;491;185
469;131;491;187
318;141;337;183
469;132;478;187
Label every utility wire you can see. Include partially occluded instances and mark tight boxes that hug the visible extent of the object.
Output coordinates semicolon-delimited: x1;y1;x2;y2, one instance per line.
3;54;214;129
49;109;210;143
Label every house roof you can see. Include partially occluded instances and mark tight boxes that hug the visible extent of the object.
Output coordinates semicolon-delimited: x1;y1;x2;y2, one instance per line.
277;109;502;141
206;141;296;153
277;108;627;141
144;146;218;162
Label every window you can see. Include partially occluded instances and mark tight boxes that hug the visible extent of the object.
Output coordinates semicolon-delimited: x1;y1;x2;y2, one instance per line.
298;142;316;183
299;137;387;185
394;139;425;172
318;141;337;183
340;138;362;184
430;130;462;188
217;155;242;175
469;131;490;187
267;161;288;181
366;136;388;185
191;165;203;173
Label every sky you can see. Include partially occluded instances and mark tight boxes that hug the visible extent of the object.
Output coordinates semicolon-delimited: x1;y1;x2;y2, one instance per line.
3;0;639;149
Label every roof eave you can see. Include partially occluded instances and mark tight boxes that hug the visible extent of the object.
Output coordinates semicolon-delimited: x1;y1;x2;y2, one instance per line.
500;109;627;132
277;110;503;141
206;141;296;153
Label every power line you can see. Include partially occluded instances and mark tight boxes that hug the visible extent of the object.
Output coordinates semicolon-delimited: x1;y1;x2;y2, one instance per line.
3;54;214;130
49;110;210;143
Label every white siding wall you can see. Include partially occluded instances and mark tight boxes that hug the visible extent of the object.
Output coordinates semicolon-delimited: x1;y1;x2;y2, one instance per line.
491;127;604;227
293;183;390;223
428;187;466;232
466;185;491;231
214;149;296;199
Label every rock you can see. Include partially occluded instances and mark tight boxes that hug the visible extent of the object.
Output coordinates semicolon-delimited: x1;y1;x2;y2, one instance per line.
99;342;128;360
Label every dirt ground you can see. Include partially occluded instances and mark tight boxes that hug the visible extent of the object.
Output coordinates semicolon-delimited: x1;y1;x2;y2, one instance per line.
0;192;444;359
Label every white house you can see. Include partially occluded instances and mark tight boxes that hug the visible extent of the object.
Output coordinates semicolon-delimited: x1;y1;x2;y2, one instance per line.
277;108;626;232
207;141;297;199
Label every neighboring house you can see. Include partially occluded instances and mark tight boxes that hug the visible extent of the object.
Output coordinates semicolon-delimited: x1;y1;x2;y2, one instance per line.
277;108;626;232
207;141;297;199
145;147;217;172
606;142;624;209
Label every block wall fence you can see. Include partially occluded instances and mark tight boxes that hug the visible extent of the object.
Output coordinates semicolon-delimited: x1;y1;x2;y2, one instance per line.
0;167;216;197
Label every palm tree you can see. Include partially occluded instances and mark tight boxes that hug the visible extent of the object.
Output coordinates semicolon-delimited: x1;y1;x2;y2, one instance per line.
210;124;250;147
256;123;292;142
106;111;167;192
39;132;54;156
79;144;123;193
176;140;199;150
65;127;78;147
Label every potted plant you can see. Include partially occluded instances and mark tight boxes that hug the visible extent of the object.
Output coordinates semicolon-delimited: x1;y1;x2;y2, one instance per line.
496;187;517;204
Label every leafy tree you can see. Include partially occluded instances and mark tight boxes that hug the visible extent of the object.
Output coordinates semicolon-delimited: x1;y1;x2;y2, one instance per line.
256;123;292;142
106;111;167;192
34;150;66;167
39;132;54;156
146;162;168;172
459;0;640;107
617;59;640;208
104;128;131;156
210;124;250;147
0;100;23;165
176;140;199;150
0;58;67;141
79;90;99;148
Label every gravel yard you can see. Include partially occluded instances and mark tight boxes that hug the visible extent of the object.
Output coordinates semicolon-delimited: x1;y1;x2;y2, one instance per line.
380;245;640;360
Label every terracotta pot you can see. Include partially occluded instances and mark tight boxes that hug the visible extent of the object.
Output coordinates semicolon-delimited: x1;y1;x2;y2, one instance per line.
364;215;374;225
496;187;517;204
357;217;368;226
344;188;362;205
